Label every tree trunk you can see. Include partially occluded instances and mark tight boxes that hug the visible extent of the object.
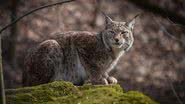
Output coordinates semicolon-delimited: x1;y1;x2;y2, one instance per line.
6;0;18;68
91;0;102;27
0;33;6;104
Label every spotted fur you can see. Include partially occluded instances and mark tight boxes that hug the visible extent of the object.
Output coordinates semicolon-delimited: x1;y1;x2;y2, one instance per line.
23;15;137;86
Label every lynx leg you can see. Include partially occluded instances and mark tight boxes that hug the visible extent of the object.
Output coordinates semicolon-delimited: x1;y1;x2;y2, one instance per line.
91;77;108;85
89;72;109;85
23;40;62;86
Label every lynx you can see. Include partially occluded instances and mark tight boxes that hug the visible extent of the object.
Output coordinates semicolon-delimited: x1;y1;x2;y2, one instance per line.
23;14;138;86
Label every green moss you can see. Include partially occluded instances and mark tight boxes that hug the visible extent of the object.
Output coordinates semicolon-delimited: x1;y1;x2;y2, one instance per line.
6;81;159;104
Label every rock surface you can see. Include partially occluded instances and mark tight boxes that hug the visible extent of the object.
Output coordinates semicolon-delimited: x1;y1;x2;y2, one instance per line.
6;81;159;104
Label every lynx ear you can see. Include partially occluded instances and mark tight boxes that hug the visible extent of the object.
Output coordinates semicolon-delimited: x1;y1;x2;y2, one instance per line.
126;14;139;30
105;15;113;25
102;12;113;28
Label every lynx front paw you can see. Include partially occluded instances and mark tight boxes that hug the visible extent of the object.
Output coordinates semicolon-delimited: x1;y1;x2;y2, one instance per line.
91;78;108;85
101;78;109;85
107;76;118;84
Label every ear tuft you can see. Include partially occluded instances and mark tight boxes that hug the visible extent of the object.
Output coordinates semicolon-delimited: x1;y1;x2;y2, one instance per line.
102;12;113;26
126;14;140;30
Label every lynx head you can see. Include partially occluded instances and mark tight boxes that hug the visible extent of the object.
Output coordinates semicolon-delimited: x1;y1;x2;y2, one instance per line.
102;14;138;51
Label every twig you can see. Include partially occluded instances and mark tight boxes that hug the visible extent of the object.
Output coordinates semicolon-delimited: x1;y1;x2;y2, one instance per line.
167;17;185;30
168;76;183;104
151;13;184;44
128;0;185;26
0;0;75;34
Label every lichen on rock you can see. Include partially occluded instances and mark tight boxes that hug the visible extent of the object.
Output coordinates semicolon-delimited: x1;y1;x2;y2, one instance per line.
6;81;159;104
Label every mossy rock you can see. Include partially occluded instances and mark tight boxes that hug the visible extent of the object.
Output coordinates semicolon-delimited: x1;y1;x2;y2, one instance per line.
6;81;159;104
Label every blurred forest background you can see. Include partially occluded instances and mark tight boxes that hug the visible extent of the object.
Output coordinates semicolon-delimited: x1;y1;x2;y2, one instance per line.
0;0;185;104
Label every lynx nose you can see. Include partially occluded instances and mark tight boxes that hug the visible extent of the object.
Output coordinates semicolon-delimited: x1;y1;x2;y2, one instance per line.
115;38;119;42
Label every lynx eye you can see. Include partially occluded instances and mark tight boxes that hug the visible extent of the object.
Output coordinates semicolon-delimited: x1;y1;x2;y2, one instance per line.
109;30;115;34
121;31;128;34
123;32;129;39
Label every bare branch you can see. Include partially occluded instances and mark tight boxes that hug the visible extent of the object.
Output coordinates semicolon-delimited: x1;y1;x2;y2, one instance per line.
151;14;184;44
0;0;75;34
168;77;183;104
128;0;185;26
151;13;183;104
